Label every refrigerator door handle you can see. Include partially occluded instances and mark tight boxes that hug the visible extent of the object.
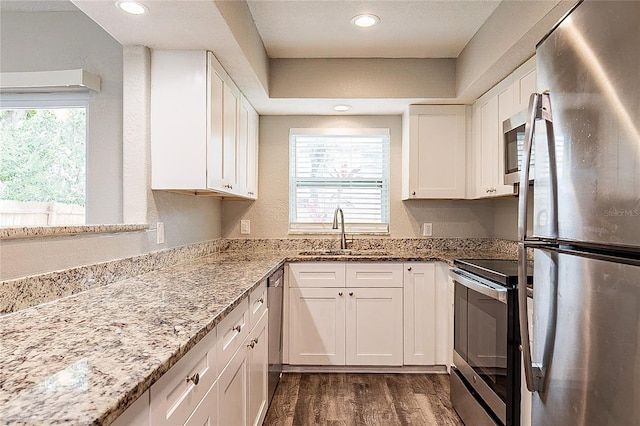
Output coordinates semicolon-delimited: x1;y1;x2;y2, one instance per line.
518;243;544;392
518;92;558;243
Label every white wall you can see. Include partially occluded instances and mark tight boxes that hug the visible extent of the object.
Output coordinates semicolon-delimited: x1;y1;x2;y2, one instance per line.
1;10;124;224
223;115;496;239
0;17;222;281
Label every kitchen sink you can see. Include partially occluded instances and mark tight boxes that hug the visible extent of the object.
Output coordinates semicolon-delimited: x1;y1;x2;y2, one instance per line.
297;250;393;256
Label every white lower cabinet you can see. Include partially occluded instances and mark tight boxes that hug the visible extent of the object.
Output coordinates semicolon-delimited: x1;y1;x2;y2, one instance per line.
403;262;451;366
289;287;346;365
218;308;269;426
288;263;403;366
345;287;403;366
145;294;268;426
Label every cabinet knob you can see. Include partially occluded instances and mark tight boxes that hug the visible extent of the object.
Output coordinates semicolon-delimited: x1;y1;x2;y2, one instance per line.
186;373;200;386
258;298;264;304
486;188;490;193
407;266;412;271
247;341;255;349
412;191;416;196
349;292;354;296
338;292;343;296
233;325;242;333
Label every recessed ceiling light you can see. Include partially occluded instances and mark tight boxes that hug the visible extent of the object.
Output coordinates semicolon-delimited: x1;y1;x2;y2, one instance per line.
351;14;380;28
116;0;148;15
333;104;352;112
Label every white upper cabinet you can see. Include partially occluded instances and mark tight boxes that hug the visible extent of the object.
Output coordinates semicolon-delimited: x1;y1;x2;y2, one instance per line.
402;105;467;199
151;50;258;200
469;56;536;199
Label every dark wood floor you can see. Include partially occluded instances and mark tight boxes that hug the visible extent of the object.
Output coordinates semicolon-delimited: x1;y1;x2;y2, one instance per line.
263;373;463;426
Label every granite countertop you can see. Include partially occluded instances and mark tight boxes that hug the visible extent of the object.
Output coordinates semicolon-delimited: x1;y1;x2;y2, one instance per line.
0;248;517;425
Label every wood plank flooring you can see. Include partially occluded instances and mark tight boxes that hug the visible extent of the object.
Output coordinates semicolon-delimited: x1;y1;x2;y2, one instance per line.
263;373;463;426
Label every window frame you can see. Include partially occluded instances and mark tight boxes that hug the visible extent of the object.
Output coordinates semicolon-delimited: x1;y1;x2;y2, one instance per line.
0;91;90;226
288;127;390;235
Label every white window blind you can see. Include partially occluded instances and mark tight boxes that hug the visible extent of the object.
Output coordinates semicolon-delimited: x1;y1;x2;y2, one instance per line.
289;128;390;234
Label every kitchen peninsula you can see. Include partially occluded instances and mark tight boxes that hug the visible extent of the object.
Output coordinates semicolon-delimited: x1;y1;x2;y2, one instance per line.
0;238;517;424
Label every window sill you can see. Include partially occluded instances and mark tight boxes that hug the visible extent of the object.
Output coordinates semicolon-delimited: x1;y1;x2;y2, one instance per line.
0;223;149;240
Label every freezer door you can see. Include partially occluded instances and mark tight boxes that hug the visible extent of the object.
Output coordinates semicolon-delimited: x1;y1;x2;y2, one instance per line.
532;248;640;426
534;0;640;249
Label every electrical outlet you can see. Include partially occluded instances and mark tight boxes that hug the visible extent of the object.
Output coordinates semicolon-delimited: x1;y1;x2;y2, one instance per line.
156;222;165;244
423;222;433;237
240;220;251;235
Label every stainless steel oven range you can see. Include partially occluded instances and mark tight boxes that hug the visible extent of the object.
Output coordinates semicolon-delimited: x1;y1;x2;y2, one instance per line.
450;259;531;426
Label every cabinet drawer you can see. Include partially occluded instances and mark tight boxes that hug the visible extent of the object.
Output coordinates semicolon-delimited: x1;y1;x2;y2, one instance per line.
217;299;249;373
289;262;346;288
249;281;267;329
346;263;403;288
150;328;217;426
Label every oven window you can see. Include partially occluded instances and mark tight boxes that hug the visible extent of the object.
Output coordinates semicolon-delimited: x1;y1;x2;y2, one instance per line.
467;289;508;403
453;282;468;360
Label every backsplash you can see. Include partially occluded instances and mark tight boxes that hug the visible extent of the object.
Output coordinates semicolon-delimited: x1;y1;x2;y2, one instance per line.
1;237;518;315
0;239;225;315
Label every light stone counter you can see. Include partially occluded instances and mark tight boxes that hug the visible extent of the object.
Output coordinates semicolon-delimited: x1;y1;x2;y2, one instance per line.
0;247;516;425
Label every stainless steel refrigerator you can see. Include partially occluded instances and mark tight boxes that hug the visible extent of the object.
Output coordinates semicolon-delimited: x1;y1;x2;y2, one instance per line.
517;1;640;425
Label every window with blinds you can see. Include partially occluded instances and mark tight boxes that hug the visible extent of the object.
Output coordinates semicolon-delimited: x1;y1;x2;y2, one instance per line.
289;128;390;234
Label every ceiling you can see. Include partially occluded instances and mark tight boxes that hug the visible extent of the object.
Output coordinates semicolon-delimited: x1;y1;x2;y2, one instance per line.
4;0;571;115
246;1;501;59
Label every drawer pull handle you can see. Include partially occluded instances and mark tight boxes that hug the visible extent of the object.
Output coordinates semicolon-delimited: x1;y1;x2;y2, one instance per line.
247;338;258;349
233;325;242;333
349;292;354;296
186;373;200;386
258;298;264;304
407;267;412;271
338;292;343;296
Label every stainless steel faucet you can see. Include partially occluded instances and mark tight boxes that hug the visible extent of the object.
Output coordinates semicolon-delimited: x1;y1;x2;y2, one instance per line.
332;206;348;249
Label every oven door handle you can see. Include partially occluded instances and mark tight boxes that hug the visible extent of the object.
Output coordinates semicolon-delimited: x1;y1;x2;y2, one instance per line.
450;271;508;304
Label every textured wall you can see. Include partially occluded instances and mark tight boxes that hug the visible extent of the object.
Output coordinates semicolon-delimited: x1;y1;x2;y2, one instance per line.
223;115;496;239
1;10;124;224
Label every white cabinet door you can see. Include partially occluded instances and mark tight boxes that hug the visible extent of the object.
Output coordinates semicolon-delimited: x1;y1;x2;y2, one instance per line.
512;56;537;113
184;382;218;426
207;52;225;190
222;82;239;193
288;287;346;365
245;107;259;199
403;262;450;366
345;287;403;366
218;344;248;426
237;97;250;198
247;311;268;426
403;263;436;365
402;105;466;199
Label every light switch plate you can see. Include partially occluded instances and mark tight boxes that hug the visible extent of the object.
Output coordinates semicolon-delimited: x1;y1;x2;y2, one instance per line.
423;223;433;237
240;220;250;235
156;222;165;244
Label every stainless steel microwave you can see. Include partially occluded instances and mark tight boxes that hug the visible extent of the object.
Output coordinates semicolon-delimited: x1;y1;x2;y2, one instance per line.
503;109;534;185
